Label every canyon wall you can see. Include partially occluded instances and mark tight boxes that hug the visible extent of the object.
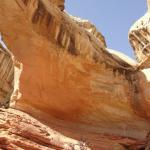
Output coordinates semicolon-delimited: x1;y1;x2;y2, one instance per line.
0;0;150;149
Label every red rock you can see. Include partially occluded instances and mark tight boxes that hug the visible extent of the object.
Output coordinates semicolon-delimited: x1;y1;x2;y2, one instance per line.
0;0;150;149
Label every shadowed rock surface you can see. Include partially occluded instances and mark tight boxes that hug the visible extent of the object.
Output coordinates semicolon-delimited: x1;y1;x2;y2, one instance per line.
0;0;150;149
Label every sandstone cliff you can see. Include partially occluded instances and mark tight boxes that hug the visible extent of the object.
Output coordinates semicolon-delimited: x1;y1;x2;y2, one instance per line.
0;0;150;149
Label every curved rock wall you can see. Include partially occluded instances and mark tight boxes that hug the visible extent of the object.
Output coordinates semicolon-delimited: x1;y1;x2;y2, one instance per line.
0;0;150;149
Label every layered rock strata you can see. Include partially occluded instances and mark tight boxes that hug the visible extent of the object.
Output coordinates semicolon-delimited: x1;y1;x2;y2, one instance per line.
0;40;22;109
129;0;150;67
128;0;150;120
0;108;149;150
0;108;90;150
0;0;150;149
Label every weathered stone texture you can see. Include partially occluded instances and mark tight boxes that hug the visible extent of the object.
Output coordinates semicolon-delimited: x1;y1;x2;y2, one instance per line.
0;108;90;150
0;108;148;150
0;0;150;149
128;0;150;121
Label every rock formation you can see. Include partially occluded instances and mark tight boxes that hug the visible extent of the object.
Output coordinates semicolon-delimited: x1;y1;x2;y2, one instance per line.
0;40;22;109
129;0;150;121
0;0;150;149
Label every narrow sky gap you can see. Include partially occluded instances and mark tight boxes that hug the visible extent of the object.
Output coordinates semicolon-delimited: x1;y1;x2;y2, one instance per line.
0;34;8;50
66;0;147;59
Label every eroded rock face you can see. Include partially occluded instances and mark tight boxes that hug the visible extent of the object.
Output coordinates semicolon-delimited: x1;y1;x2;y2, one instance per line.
129;0;150;66
129;13;150;64
0;43;14;108
68;14;106;47
23;0;65;10
0;108;148;150
128;0;150;121
0;39;22;109
0;0;150;149
0;108;90;150
50;0;65;11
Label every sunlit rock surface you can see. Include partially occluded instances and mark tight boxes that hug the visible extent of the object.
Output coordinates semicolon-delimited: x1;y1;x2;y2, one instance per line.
129;0;150;66
128;0;150;123
0;0;150;149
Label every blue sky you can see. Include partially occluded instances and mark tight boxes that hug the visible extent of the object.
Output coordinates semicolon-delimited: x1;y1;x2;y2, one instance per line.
66;0;147;59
